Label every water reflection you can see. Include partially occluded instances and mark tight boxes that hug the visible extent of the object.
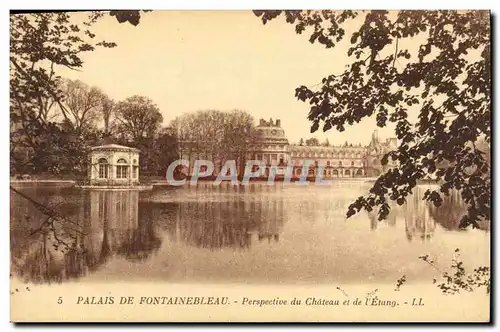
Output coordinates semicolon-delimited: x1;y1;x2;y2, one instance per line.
11;190;160;283
11;188;87;284
149;186;286;249
368;186;489;242
11;187;287;283
368;209;397;231
366;186;443;242
427;189;466;231
180;197;283;248
404;188;436;242
10;183;489;284
86;191;162;262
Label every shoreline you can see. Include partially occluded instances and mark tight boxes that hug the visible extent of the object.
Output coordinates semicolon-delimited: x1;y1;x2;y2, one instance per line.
9;177;441;187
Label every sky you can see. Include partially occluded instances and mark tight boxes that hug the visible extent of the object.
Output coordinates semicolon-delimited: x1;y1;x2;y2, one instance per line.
57;10;397;145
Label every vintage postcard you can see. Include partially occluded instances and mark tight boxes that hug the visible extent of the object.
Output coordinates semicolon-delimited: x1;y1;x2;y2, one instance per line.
10;10;490;322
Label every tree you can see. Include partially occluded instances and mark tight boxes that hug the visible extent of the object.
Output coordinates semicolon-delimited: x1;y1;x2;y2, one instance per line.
10;12;118;132
152;128;180;176
10;11;146;176
113;96;164;175
220;110;259;174
115;96;163;142
170;109;258;174
305;137;320;146
299;138;304;146
323;138;330;147
254;10;490;228
100;96;115;135
9;10;147;129
59;79;107;132
109;10;148;26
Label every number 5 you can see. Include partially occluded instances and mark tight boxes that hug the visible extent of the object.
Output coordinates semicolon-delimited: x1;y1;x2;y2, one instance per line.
57;297;63;304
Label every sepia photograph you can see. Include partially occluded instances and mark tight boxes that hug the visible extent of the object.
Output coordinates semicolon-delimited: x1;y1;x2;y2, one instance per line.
9;9;491;322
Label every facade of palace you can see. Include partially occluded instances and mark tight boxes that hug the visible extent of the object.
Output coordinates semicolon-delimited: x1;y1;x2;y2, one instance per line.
251;118;397;178
177;118;397;178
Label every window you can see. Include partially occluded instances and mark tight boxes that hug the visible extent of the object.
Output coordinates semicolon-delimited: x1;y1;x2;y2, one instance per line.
116;158;128;179
327;161;331;167
351;161;355;167
339;161;343;167
98;158;108;179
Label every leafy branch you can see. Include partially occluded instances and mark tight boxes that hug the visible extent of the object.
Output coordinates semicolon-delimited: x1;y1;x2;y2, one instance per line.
254;10;490;228
420;249;490;294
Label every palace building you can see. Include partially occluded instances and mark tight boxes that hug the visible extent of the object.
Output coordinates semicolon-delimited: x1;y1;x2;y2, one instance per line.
252;118;397;178
251;118;290;177
177;117;397;179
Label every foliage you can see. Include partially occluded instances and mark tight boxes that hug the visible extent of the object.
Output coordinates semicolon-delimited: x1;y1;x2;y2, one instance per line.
10;12;115;125
109;10;149;27
394;274;406;291
114;95;163;142
117;131;179;177
305;137;320;146
100;96;115;135
109;96;177;176
170;109;258;172
11;119;106;175
10;11;147;177
419;249;490;294
254;10;491;228
151;129;180;176
59;79;108;132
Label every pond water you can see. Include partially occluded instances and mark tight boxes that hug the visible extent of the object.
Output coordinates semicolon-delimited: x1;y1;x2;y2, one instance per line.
10;181;490;285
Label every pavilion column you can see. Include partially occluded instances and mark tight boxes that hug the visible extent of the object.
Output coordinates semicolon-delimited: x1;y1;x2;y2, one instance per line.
109;162;114;184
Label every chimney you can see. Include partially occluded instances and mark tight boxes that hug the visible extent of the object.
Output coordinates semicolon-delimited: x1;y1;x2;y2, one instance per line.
276;119;281;127
259;119;265;126
269;118;273;126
